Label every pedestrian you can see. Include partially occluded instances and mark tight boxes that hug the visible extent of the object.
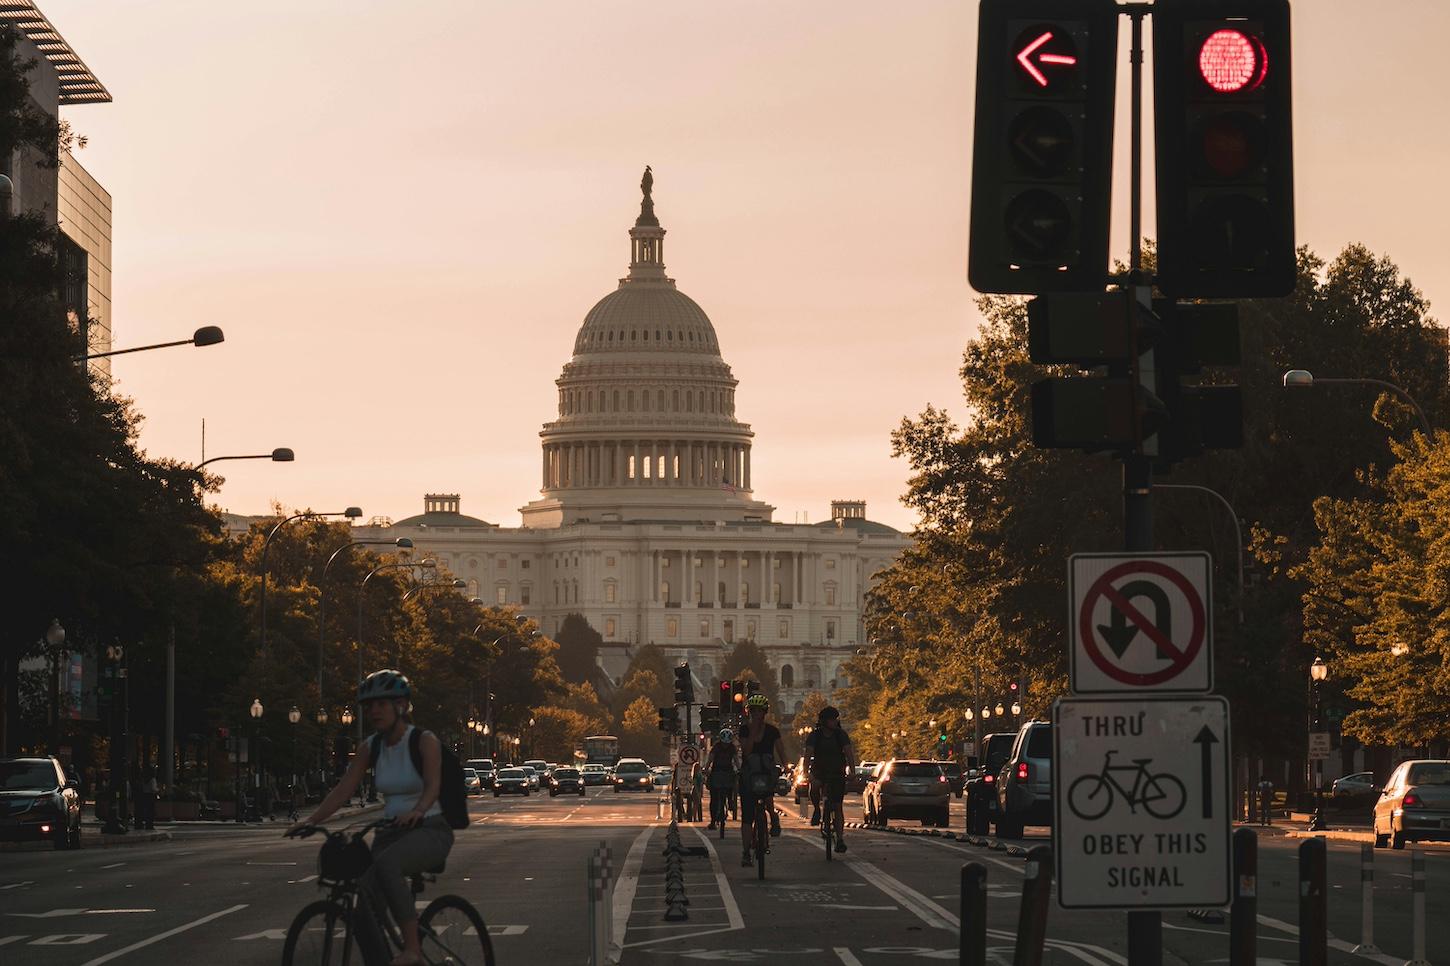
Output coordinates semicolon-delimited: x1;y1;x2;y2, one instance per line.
691;758;705;822
1256;775;1274;826
139;766;158;830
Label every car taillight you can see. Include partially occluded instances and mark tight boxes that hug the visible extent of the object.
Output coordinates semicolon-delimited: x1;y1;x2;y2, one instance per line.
1017;762;1029;782
939;775;948;783
1403;793;1422;808
984;774;995;784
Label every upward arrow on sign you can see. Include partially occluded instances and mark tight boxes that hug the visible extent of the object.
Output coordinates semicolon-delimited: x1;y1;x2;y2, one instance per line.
1193;725;1219;819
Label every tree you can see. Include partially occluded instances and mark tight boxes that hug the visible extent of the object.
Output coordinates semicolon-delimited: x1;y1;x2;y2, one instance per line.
618;696;662;760
528;706;596;762
720;640;779;707
554;613;602;684
555;682;610;737
611;670;669;726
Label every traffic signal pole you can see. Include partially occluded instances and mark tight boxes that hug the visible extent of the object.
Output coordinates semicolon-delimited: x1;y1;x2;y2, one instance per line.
1123;7;1161;966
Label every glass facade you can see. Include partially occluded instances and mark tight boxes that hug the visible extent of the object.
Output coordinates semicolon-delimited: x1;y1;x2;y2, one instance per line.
57;151;112;375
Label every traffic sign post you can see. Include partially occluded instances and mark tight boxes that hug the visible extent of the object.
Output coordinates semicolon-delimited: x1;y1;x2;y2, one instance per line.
1054;696;1231;910
1070;552;1213;693
1307;732;1330;761
678;744;699;767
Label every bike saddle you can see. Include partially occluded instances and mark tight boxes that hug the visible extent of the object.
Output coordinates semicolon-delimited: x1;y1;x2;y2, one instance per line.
1131;758;1153;765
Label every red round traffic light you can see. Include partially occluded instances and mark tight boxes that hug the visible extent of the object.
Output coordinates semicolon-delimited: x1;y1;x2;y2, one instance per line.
1198;29;1267;94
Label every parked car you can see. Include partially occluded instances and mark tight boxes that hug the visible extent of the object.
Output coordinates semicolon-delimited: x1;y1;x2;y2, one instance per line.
518;766;541;791
1373;759;1450;850
581;764;610;786
465;758;497;789
939;760;964;797
965;733;1017;835
863;758;951;829
549;767;586;797
995;721;1053;838
0;757;81;850
651;766;672;789
493;767;531;797
462;768;483;796
847;764;872;795
613;758;653;792
1332;771;1378;799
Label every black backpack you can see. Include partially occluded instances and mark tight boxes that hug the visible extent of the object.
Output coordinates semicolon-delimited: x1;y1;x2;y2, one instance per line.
370;728;470;830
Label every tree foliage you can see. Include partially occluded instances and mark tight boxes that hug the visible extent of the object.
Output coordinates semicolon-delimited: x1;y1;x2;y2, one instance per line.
554;613;602;684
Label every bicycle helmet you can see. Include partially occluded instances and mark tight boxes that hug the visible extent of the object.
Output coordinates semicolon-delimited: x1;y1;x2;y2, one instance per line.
717;728;734;743
357;668;411;703
745;693;769;710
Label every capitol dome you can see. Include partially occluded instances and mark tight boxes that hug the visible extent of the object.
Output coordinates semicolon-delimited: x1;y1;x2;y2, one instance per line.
519;169;774;529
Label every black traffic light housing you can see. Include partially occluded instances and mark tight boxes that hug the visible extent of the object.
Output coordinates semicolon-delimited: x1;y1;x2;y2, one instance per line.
1154;0;1294;297
673;663;694;704
1151;299;1244;469
699;705;720;735
657;706;680;734
969;0;1119;294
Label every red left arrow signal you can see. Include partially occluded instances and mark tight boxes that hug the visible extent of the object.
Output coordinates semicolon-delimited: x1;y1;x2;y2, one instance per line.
1017;30;1078;87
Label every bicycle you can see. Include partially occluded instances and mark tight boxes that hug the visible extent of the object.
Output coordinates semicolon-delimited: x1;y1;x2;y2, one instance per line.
744;770;775;880
282;819;494;966
821;808;833;862
1067;751;1186;821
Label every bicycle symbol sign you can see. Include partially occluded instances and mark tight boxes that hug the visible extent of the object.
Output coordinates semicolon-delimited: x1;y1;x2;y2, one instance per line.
1066;751;1186;821
1069;552;1213;693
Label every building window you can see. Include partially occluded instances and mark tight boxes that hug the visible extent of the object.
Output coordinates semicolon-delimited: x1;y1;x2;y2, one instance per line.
667;618;679;638
778;618;790;639
572;581;579;604
773;557;781;569
606;555;616;567
781;664;794;687
660;580;670;601
605;618;617;638
662;558;671;568
717;581;727;604
521;585;531;605
825;558;837;570
694;580;703;603
742;557;750;569
700;619;711;638
723;619;734;643
826;619;836;641
747;619;757;639
824;584;837;606
740;583;750;605
496;586;508;605
605;582;617;603
554;583;560;604
497;557;508;569
522;559;531;569
467;578;479;598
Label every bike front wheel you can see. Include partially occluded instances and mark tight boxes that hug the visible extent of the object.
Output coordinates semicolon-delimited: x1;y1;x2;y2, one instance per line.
419;893;496;966
1067;775;1114;820
282;899;352;965
1142;773;1187;819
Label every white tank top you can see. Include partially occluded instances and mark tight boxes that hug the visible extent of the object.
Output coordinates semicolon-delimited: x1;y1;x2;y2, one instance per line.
373;726;442;820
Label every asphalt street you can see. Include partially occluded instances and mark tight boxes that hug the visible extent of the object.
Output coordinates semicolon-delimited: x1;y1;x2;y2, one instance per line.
1;789;1445;965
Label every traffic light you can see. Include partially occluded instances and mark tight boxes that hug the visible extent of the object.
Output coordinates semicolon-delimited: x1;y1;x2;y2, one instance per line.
1154;0;1294;297
1027;292;1170;451
673;663;694;704
699;705;720;735
968;0;1119;294
657;707;680;733
720;680;732;707
1150;299;1243;468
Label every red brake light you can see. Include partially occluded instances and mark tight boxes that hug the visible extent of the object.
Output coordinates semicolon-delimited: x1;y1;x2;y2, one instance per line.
1403;793;1422;807
983;774;995;784
1017;762;1030;782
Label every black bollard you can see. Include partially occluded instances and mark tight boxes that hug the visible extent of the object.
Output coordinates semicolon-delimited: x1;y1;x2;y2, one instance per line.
961;862;987;966
1229;827;1256;966
1013;846;1052;966
1298;837;1326;966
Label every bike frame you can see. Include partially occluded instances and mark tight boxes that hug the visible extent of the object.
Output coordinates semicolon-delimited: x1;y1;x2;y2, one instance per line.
1098;754;1160;804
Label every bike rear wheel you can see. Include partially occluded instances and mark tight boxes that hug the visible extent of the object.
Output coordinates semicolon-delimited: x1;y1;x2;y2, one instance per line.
419;894;495;966
823;821;833;861
282;899;353;965
755;802;767;880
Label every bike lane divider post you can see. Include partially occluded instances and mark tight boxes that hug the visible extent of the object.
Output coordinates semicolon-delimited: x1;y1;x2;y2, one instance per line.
1297;838;1326;966
1011;846;1052;966
1350;841;1377;956
961;862;988;966
1228;827;1256;966
1406;850;1429;966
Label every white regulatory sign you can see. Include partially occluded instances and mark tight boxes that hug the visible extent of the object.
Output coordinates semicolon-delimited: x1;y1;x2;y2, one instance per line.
678;744;700;766
1054;696;1231;910
1308;732;1330;761
1069;552;1213;694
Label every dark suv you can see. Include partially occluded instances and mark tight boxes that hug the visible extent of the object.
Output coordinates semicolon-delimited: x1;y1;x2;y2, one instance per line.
0;757;81;849
995;721;1053;838
964;733;1016;835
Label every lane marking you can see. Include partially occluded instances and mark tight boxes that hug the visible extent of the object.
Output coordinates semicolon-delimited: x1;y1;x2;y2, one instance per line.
78;903;247;966
690;825;744;930
0;881;34;891
99;863;125;870
287;874;318;884
611;824;655;945
1256;914;1401;966
834;948;865;966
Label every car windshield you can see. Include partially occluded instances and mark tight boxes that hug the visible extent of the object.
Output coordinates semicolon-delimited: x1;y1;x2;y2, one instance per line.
463;769;477;777
0;762;56;790
498;769;524;779
1026;726;1053;759
941;763;961;776
616;763;648;774
1407;763;1450;785
583;765;603;772
891;763;944;779
520;767;536;775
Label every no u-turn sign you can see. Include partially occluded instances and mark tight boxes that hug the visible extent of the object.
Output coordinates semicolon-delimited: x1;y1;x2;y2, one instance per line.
1069;552;1213;694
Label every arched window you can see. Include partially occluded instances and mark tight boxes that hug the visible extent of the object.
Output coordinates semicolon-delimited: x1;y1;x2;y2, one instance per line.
781;664;795;687
740;583;750;605
467;578;479;598
613;390;620;411
772;582;782;604
586;393;593;413
718;581;727;604
657;390;665;410
627;390;635;411
694;580;703;602
660;580;670;601
672;389;680;411
686;393;693;412
604;581;617;603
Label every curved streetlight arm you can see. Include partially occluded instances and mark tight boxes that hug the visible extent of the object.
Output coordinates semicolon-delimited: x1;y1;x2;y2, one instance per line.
260;508;362;656
1154;483;1245;624
1290;375;1432;436
79;325;225;361
317;537;415;717
198;448;294;470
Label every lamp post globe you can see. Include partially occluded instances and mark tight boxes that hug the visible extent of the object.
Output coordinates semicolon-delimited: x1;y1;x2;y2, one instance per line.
288;705;301;725
995;702;1005;717
316;709;328;725
250;698;264;719
341;708;353;727
1011;702;1022;717
1310;657;1328;682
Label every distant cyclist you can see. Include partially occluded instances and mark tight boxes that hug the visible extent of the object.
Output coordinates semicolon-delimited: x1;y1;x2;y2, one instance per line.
706;729;738;830
738;693;786;867
804;705;856;853
291;670;452;966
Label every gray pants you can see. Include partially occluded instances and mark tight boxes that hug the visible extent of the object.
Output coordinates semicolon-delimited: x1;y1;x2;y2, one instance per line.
362;815;454;926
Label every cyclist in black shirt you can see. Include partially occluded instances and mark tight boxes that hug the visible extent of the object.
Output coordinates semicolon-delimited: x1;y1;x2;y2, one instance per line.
738;693;786;867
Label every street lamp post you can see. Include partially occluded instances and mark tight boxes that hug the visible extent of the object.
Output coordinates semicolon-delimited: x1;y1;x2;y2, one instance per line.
1283;370;1433;436
248;698;263;822
45;619;65;754
78;325;225;361
260;507;363;657
355;559;436;738
1154;483;1247;623
314;708;328;788
198;448;294;470
1308;657;1329;831
288;705;301;793
101;643;127;835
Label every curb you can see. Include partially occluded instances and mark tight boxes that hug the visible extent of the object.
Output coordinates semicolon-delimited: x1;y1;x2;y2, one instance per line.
1;830;173;853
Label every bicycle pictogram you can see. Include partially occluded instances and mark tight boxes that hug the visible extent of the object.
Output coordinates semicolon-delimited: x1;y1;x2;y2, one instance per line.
1066;750;1186;820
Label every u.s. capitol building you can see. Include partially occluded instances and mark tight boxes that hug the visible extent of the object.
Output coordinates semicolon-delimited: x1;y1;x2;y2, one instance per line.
353;172;908;713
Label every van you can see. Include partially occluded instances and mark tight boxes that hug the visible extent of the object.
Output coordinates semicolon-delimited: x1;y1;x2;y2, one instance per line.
995;721;1052;838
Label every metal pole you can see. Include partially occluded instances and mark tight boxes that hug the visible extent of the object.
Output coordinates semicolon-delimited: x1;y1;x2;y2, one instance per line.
1298;838;1327;966
1407;850;1429;966
961;863;988;966
1351;842;1378;955
164;627;175;793
1229;828;1256;966
1012;846;1053;966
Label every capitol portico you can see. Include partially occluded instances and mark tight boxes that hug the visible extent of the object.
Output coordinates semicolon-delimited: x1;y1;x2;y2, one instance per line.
352;171;908;713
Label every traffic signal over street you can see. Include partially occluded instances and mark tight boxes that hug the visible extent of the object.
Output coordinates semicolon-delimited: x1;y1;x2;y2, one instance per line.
673;663;694;704
657;706;680;733
1154;0;1295;297
969;0;1119;294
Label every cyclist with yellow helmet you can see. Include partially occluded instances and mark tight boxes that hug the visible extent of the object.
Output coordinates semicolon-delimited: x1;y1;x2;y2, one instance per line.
738;693;786;867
